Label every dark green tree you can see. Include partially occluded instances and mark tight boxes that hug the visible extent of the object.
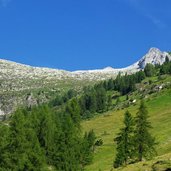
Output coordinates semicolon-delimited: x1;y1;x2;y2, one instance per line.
65;98;81;128
144;63;156;77
50;95;63;107
114;111;134;168
87;129;96;152
84;89;97;113
165;56;170;64
79;96;87;116
107;78;114;90
89;91;97;113
67;89;77;99
135;71;146;82
54;113;82;171
107;94;113;110
81;130;96;168
35;106;55;163
96;85;107;112
134;101;156;161
0;124;9;170
6;109;45;171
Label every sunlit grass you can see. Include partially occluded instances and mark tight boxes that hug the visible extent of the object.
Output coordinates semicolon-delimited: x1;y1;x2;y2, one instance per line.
82;89;171;171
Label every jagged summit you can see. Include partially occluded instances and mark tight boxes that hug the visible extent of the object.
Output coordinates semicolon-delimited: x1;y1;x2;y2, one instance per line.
137;47;170;69
149;47;161;53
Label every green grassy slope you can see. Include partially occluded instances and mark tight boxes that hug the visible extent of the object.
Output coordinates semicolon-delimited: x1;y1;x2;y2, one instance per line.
82;89;171;171
114;152;171;171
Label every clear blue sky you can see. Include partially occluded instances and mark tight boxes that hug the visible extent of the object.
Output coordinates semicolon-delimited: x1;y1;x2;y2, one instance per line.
0;0;171;71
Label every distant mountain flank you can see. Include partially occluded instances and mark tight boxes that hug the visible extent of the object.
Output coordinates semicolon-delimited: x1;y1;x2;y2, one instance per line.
0;47;170;117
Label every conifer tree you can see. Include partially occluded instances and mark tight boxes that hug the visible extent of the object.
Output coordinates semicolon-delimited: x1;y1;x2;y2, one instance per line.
108;78;114;90
165;56;170;64
114;111;134;168
144;63;156;77
81;130;96;167
0;124;9;170
83;89;97;113
134;101;156;161
96;85;107;112
65;98;81;128
35;105;55;163
55;112;82;171
79;96;87;117
6;109;45;170
107;94;113;110
87;129;96;152
89;91;97;113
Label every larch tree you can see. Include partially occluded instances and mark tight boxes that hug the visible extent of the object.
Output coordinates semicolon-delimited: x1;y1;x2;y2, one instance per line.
134;101;156;162
114;111;134;168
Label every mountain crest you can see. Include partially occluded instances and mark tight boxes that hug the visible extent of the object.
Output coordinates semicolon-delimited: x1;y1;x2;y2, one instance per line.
148;47;161;53
0;47;170;80
137;47;170;69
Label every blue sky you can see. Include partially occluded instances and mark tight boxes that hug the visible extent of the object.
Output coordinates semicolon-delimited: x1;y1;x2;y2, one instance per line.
0;0;171;71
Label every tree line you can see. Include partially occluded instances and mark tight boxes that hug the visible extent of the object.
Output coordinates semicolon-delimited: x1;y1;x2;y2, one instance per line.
49;56;171;120
49;70;146;120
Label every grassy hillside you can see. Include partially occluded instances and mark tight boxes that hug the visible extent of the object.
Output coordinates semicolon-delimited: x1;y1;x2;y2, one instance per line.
113;152;171;171
82;88;171;171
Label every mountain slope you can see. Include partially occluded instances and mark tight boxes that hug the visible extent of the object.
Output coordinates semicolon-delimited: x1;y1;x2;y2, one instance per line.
82;83;171;171
0;47;170;116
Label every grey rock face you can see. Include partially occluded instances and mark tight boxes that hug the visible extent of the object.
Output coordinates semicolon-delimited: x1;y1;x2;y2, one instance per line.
137;48;171;69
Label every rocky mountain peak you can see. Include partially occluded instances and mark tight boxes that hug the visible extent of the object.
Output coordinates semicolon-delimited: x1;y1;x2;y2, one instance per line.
148;47;161;53
137;47;171;69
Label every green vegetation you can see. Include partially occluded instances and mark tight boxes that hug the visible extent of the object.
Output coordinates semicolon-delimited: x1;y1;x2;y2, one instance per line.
82;89;171;171
114;102;156;168
134;101;156;162
144;63;156;77
49;70;146;120
0;104;96;171
114;111;134;168
1;57;171;170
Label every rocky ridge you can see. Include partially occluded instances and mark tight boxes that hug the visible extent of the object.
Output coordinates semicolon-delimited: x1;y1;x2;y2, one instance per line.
0;48;170;83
